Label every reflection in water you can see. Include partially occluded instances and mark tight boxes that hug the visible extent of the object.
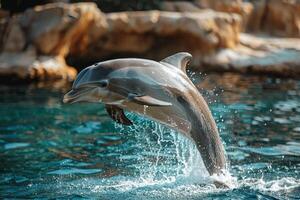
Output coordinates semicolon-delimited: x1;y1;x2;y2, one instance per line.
0;73;300;199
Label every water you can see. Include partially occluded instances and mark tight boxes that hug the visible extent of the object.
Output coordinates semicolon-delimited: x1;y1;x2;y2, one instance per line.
1;73;300;199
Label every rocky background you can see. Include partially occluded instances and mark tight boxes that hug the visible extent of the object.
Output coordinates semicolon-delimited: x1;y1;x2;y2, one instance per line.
0;0;299;82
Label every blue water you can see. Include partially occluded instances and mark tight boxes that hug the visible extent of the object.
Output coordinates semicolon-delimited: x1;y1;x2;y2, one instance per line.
1;73;300;199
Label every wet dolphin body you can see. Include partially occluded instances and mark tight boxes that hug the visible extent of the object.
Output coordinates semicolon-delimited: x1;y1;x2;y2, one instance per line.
63;52;227;178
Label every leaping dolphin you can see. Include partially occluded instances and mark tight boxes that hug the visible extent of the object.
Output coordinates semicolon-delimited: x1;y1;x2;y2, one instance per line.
63;52;227;181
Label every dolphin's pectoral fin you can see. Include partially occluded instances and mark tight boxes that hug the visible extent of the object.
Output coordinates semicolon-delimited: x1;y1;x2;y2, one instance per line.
160;52;192;72
128;94;172;106
105;105;133;126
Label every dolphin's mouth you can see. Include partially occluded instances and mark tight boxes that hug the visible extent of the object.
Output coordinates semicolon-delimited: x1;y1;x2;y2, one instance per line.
63;86;97;104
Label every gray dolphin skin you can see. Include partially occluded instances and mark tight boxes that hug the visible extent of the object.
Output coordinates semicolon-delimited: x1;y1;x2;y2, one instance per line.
63;52;227;178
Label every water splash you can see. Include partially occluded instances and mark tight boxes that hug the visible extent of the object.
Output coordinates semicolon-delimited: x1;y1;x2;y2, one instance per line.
113;112;237;190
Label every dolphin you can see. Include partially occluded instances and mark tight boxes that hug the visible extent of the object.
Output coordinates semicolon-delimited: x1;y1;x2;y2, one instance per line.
63;52;227;180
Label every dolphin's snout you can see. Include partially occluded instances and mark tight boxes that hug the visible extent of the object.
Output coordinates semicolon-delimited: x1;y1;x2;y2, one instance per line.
63;89;79;104
63;86;99;104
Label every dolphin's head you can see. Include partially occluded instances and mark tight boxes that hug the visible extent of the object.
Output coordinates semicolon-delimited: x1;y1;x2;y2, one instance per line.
63;59;170;106
63;81;109;104
63;63;121;104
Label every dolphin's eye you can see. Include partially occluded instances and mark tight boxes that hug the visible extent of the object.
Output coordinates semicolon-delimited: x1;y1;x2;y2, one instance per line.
99;80;108;88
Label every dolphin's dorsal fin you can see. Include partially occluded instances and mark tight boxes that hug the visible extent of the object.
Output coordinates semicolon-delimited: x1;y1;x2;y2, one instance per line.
160;52;192;72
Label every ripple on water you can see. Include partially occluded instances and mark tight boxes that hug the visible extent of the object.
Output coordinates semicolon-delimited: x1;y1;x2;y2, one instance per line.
274;118;291;124
57;159;91;167
274;100;300;112
294;127;300;132
0;125;34;131
72;121;101;134
0;175;29;184
249;177;300;193
240;142;300;156
228;151;250;161
238;162;271;171
4;142;30;150
47;168;102;175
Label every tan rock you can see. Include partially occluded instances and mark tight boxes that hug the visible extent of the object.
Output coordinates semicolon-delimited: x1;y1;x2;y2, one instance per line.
0;48;76;81
8;2;300;81
33;56;77;81
196;0;242;12
2;17;26;52
68;3;108;56
246;0;266;32
20;2;107;56
200;33;300;78
0;9;9;19
247;0;300;37
263;0;300;37
195;0;253;30
1;3;242;81
76;10;241;63
161;1;202;12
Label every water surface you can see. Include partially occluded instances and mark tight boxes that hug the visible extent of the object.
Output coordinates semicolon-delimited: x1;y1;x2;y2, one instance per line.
1;73;300;199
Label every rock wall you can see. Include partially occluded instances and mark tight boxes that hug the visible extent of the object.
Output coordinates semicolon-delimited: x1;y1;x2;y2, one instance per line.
200;33;300;78
252;0;300;37
0;2;241;81
195;0;300;37
160;0;300;78
0;1;299;82
195;0;253;31
0;3;103;81
71;10;241;64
